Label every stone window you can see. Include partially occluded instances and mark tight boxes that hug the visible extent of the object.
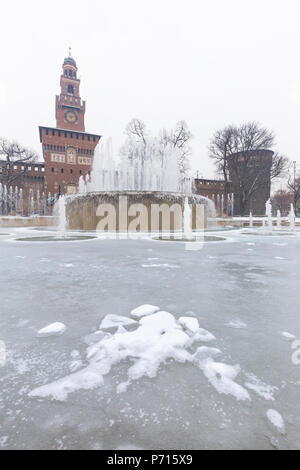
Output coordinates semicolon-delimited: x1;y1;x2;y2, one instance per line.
51;154;65;163
78;157;91;166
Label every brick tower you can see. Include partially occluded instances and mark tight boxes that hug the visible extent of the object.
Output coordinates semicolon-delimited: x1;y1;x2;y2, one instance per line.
55;49;86;132
39;50;101;196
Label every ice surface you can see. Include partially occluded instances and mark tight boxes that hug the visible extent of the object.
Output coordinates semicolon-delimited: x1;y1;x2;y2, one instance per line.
130;304;160;318
83;331;107;345
226;320;247;329
29;310;248;403
0;436;8;448
141;264;179;268
266;409;285;434
99;314;137;331
37;322;66;338
3;228;300;449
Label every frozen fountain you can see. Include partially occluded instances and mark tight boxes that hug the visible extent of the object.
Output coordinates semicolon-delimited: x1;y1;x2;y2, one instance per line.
249;212;253;229
265;199;273;232
289;204;295;231
277;210;281;229
66;138;216;233
0;182;50;217
243;200;297;237
183;197;193;240
57;195;67;238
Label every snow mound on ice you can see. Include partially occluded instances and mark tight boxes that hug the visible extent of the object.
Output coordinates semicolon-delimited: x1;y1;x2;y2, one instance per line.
37;322;66;338
193;347;250;401
29;368;103;401
178;316;199;333
130;304;159;318
29;310;249;402
281;331;296;341
244;373;277;401
100;314;137;331
179;317;216;342
266;409;285;434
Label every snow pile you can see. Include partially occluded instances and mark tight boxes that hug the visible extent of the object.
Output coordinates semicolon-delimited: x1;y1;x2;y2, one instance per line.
130;304;159;318
244;373;278;401
99;314;137;331
193;347;250;401
179;317;216;342
29;309;251;402
266;409;285;434
281;331;296;341
37;322;66;338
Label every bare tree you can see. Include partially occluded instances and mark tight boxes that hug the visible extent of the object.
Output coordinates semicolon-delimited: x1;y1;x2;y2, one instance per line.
125;118;147;146
167;121;192;175
287;170;300;215
0;138;38;187
158;121;192;175
208;125;236;200
271;189;293;216
209;122;288;215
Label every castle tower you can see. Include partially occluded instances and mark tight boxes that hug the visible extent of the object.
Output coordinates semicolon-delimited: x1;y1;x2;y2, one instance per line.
55;49;86;132
39;50;101;196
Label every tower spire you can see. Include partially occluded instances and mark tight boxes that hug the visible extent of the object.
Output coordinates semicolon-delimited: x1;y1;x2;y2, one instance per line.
69;46;72;57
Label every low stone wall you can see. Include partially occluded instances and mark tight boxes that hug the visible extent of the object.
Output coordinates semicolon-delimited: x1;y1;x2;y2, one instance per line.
0;216;57;228
66;191;208;232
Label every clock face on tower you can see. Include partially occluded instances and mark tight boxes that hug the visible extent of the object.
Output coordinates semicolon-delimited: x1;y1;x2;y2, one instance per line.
64;110;78;124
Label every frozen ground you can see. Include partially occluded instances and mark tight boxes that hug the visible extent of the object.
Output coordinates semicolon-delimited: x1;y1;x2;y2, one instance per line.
0;226;300;450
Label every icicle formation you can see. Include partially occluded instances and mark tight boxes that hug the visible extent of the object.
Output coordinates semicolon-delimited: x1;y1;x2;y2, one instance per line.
87;138;193;195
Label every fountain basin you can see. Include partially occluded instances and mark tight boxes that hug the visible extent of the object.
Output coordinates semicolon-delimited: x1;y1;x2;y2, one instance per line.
242;231;296;236
152;235;226;242
16;235;97;242
66;191;212;232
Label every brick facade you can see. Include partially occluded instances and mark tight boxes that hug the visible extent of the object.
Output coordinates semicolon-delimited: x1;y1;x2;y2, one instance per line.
0;161;46;216
39;127;100;196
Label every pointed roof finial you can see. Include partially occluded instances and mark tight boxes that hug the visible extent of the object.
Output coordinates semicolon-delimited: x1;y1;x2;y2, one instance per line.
69;46;72;57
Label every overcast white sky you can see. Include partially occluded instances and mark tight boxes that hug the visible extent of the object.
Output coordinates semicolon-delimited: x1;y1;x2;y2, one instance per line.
0;0;300;179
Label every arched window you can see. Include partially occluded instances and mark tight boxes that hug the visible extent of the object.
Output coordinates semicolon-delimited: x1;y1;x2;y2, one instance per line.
68;70;72;77
67;85;74;94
